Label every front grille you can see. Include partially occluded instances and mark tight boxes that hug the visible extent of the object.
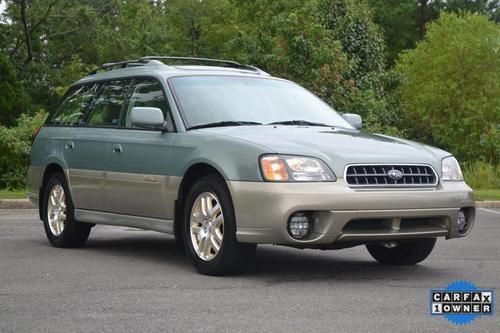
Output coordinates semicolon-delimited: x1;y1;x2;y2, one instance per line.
345;164;438;188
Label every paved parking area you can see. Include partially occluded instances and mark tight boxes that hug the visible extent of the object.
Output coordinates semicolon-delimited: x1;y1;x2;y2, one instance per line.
0;208;499;332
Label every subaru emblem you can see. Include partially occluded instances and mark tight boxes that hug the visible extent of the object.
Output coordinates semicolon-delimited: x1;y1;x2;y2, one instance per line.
387;169;403;180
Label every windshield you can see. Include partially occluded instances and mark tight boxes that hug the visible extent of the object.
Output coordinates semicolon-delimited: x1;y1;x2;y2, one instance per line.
169;76;353;129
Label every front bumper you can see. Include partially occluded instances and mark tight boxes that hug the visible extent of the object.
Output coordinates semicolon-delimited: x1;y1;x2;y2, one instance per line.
227;180;475;245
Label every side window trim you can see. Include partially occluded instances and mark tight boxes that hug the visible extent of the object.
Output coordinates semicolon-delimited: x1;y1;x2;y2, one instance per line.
81;82;103;126
119;77;176;132
117;78;136;127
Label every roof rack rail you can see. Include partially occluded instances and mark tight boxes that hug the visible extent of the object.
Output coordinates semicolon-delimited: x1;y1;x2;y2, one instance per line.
139;56;269;75
88;56;269;76
88;59;142;75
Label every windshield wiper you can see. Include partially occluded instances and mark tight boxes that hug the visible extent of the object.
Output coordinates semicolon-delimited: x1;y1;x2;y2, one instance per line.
267;120;334;127
186;121;262;130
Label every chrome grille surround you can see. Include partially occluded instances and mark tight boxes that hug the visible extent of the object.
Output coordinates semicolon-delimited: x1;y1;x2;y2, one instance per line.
344;164;439;188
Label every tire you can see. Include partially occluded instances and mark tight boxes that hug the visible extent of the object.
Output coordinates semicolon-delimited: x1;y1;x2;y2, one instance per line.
182;174;256;275
42;172;91;248
366;238;437;265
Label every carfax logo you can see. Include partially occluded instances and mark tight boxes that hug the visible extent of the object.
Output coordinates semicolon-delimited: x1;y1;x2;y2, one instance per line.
430;280;494;325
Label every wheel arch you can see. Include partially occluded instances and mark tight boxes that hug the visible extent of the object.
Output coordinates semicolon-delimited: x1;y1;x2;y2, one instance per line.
174;162;229;243
38;163;66;220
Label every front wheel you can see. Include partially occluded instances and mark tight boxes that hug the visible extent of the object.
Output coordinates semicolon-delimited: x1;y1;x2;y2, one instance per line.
183;175;255;275
366;238;436;265
42;172;91;248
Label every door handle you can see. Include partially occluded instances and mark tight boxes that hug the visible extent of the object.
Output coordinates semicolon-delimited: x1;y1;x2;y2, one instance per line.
112;144;123;153
65;141;74;150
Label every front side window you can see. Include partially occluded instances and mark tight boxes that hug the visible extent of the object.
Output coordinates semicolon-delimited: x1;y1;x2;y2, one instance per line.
123;79;173;131
86;80;131;127
169;76;353;129
48;84;98;125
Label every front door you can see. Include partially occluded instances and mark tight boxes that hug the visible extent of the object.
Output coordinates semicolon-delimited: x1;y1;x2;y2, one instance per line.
105;78;177;220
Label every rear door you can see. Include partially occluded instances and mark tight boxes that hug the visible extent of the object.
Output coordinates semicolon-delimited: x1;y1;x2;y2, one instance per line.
70;79;132;211
49;83;111;211
105;78;176;220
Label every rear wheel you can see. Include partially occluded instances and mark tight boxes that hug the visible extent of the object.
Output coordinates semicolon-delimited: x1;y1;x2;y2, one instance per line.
366;238;436;265
42;172;91;247
183;174;255;275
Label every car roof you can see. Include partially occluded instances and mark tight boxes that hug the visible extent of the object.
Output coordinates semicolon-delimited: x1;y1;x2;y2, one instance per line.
74;58;272;85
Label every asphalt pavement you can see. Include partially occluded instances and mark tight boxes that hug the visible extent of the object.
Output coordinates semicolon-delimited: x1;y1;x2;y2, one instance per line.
0;208;499;332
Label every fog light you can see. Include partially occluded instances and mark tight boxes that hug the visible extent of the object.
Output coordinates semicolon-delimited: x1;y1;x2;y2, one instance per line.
457;209;468;234
288;213;312;239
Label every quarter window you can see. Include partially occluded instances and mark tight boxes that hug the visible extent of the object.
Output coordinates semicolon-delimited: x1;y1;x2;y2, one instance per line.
86;80;131;127
48;84;98;125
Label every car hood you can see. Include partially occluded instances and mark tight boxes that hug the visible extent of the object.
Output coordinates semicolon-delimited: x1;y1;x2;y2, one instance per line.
199;126;449;177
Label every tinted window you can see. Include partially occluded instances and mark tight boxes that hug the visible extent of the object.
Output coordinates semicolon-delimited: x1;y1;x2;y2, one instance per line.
48;84;98;125
123;79;173;131
86;80;131;127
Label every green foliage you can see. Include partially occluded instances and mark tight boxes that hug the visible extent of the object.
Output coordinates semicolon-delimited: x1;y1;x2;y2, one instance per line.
1;0;498;190
166;0;238;57
0;51;30;126
367;0;421;64
228;0;399;134
316;0;386;89
1;0;172;111
397;12;500;163
0;111;47;189
463;162;500;190
314;0;404;134
434;0;500;22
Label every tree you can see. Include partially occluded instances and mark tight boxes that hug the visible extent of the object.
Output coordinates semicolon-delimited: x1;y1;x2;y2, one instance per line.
316;0;386;89
314;0;403;134
165;0;238;57
0;0;171;110
368;0;499;65
0;51;30;126
367;0;441;65
434;0;500;22
397;12;500;162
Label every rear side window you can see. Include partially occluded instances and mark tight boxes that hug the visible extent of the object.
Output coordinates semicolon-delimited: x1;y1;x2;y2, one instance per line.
86;80;131;127
123;79;173;131
47;84;98;125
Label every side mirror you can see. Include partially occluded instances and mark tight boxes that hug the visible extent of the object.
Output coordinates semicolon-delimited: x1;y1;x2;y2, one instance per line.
342;113;362;129
130;107;165;129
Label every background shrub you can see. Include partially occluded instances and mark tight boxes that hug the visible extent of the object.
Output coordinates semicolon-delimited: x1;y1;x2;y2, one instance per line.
396;13;500;163
0;112;47;189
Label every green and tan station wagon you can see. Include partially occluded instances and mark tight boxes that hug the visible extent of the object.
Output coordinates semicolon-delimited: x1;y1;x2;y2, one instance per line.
27;56;475;275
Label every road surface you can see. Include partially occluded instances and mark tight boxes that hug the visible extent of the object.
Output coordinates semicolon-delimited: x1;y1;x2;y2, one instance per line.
0;208;499;332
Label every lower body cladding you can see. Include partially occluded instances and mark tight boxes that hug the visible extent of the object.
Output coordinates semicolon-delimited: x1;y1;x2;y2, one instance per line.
227;180;475;248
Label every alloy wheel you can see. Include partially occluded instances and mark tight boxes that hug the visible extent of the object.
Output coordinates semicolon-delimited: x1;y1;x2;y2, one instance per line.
189;192;224;261
47;184;66;236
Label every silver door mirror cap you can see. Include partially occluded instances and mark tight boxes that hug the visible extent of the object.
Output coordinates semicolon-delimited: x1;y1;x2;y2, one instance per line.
342;113;362;129
130;107;165;128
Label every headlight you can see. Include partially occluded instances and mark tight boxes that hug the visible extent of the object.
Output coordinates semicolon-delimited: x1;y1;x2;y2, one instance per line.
441;156;464;181
259;155;335;182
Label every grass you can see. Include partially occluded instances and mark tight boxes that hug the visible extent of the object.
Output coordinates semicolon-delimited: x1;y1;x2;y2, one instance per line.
463;162;499;189
0;189;27;199
474;189;500;201
462;162;499;201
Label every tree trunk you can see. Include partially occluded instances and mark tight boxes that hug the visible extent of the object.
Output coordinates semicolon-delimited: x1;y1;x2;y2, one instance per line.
418;0;429;38
19;0;33;65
